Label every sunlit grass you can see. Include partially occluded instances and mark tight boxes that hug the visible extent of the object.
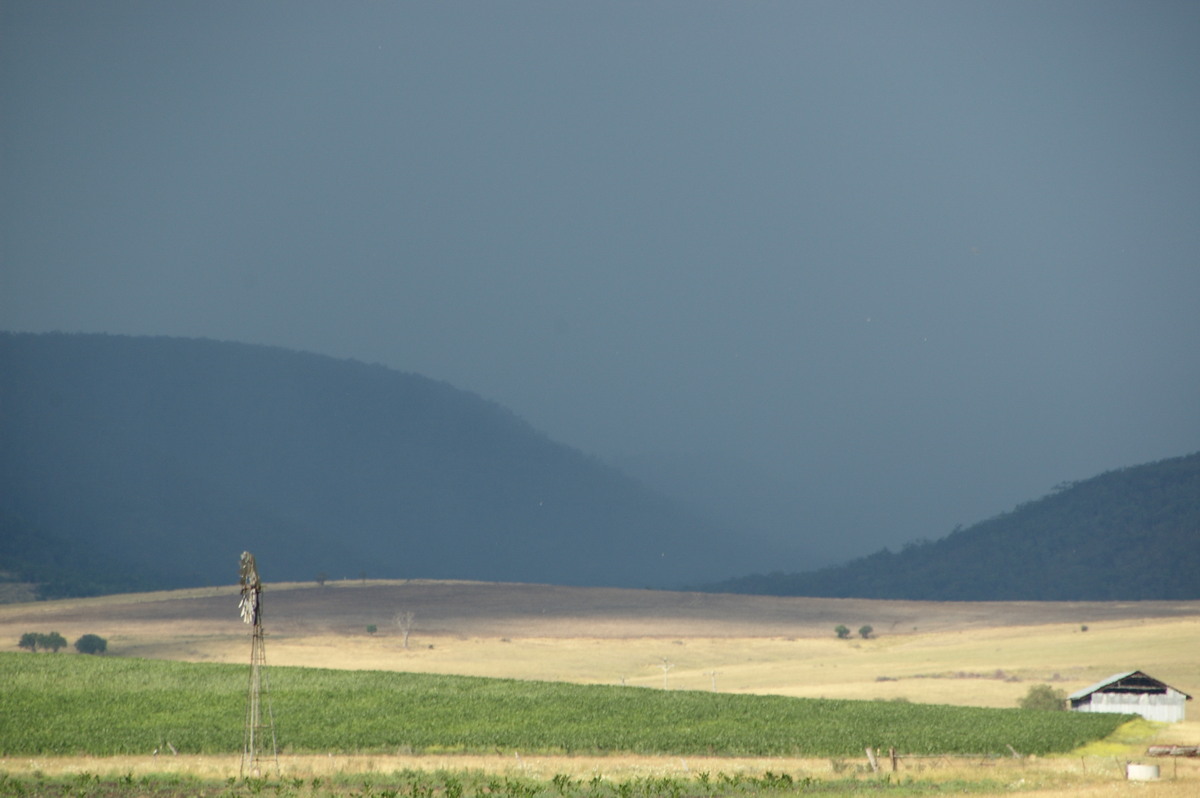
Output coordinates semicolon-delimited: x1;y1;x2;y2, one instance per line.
1072;718;1163;756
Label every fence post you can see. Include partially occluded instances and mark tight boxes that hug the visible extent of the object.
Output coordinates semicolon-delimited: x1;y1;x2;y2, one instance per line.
865;747;879;773
890;747;898;772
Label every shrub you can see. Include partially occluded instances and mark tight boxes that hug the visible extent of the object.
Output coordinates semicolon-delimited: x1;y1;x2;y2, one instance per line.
39;632;68;652
74;634;108;655
1019;684;1066;711
18;632;70;652
858;625;873;639
834;625;851;639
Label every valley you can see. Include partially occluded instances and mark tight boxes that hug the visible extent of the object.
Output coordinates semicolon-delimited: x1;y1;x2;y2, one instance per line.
2;580;1197;714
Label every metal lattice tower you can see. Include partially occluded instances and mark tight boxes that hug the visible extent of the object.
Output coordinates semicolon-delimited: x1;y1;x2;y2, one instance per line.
239;551;279;777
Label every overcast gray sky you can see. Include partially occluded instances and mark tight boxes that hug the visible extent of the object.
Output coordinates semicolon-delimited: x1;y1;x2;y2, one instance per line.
3;1;1198;568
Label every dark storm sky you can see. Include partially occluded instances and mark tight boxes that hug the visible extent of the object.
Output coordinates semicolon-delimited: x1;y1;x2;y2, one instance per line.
3;1;1198;566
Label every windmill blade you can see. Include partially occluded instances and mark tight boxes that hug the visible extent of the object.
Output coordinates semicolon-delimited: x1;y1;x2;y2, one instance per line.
239;551;261;625
239;551;260;588
239;593;254;625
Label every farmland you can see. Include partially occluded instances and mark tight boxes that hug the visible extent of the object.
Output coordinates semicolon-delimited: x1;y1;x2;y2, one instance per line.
0;652;1130;758
2;581;1197;715
2;581;1199;796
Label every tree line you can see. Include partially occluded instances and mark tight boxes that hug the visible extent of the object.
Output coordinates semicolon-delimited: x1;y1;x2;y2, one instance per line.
18;632;107;654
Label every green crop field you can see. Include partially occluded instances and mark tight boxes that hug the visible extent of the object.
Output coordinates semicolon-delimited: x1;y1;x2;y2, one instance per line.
0;653;1128;758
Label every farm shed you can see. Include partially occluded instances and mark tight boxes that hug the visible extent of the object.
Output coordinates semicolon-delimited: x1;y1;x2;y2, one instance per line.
1068;671;1192;723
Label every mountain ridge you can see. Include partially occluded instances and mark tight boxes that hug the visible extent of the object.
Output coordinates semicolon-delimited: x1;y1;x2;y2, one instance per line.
0;332;766;596
3;332;1195;602
707;451;1200;601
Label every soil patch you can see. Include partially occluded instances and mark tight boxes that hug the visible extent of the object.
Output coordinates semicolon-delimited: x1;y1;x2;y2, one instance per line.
3;580;1199;643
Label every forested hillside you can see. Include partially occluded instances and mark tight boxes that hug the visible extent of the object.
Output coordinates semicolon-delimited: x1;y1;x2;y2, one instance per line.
710;452;1200;601
5;332;1195;602
0;332;760;598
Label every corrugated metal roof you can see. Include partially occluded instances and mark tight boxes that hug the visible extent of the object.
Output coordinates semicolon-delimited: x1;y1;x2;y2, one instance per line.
1068;671;1139;701
1069;670;1192;701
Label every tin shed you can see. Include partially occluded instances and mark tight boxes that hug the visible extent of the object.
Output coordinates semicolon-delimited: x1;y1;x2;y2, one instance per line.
1068;671;1192;723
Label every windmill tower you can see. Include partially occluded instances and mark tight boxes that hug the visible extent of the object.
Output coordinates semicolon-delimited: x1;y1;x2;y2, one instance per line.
239;551;278;777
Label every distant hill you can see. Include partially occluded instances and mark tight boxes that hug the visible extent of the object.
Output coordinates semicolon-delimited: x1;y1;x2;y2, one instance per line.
0;332;763;598
709;452;1200;601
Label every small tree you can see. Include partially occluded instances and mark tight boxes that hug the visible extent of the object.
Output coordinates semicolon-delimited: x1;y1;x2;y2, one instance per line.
858;625;874;639
39;632;68;652
18;632;39;652
834;625;851;639
1019;684;1066;711
366;624;377;635
395;610;415;649
74;634;108;655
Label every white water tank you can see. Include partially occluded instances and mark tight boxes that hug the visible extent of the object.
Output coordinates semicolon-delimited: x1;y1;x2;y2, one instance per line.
1126;763;1160;781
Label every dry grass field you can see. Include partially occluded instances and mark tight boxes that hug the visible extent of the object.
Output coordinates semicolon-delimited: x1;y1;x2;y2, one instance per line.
3;579;1198;796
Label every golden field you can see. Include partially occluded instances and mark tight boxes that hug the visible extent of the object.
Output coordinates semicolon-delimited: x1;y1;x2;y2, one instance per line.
2;579;1198;796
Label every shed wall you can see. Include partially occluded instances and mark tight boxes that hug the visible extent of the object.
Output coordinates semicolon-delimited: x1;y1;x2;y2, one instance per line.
1072;690;1188;723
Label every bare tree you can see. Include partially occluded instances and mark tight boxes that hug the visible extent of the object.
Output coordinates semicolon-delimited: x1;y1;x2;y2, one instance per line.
660;658;674;689
395;610;415;649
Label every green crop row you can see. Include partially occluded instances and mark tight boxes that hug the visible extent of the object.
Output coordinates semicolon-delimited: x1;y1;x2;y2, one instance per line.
0;653;1128;757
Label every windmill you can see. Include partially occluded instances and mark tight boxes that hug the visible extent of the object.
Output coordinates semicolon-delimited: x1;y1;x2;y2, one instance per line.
239;551;278;777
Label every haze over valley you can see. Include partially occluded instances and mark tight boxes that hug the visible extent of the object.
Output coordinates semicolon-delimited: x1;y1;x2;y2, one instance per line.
1;332;1196;601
